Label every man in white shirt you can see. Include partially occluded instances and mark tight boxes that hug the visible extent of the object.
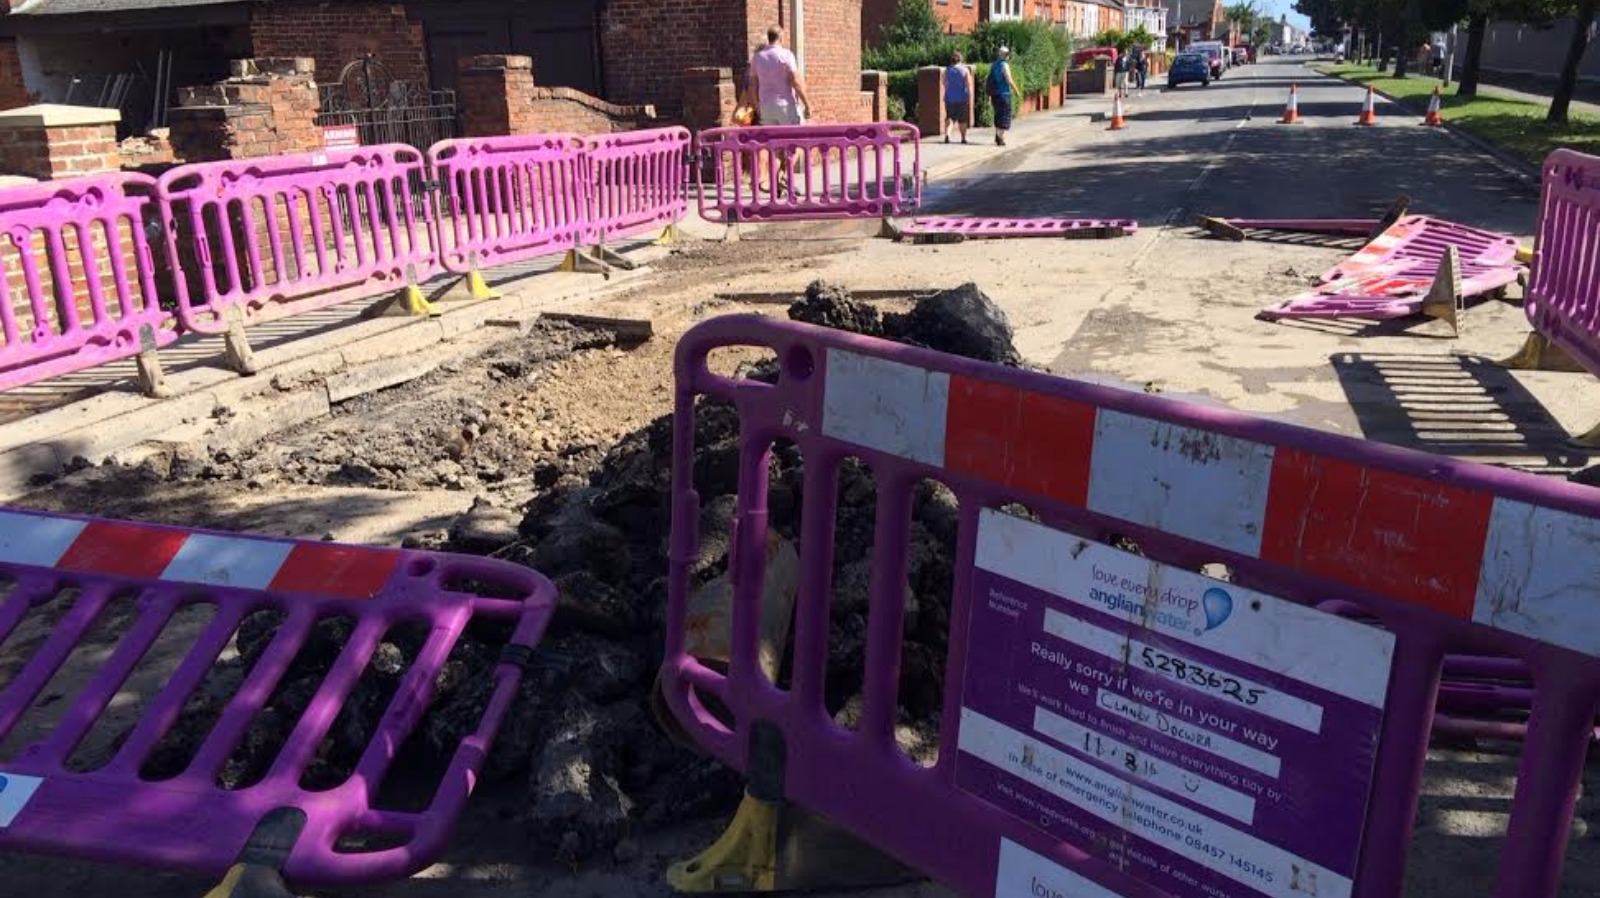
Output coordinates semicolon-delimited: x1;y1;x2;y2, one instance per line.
749;26;812;125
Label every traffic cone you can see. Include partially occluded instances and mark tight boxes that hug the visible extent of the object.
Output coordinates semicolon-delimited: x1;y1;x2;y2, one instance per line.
1279;84;1302;124
1423;86;1444;126
1356;86;1378;126
1108;94;1126;130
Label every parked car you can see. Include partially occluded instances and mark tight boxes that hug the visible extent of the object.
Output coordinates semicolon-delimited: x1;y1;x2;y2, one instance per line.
1168;52;1212;88
1190;42;1226;78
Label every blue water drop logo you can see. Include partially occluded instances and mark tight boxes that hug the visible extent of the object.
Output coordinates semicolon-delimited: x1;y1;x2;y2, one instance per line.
1201;588;1233;632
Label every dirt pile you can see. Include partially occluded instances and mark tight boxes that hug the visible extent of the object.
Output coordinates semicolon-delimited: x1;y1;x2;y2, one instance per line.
128;282;1020;865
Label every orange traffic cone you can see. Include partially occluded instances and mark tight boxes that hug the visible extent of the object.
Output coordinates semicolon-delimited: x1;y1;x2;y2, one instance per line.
1423;86;1444;126
1356;86;1378;126
1279;84;1302;124
1108;94;1126;130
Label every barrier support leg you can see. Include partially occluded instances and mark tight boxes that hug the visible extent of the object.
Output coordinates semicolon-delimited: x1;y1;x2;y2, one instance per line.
222;308;258;376
1569;421;1600;449
877;217;902;240
465;253;500;301
1195;215;1247;242
362;265;439;319
201;865;299;898
654;224;680;246
1419;245;1463;336
666;722;916;894
203;809;305;897
135;324;170;398
1495;332;1588;372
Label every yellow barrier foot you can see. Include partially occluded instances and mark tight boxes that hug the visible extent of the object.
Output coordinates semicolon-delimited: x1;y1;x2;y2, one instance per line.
654;223;680;246
878;217;902;240
1195;215;1247;242
1495;332;1587;372
1420;245;1463;336
1517;245;1535;265
222;307;259;376
201;864;300;898
1570;421;1600;450
135;324;171;399
668;793;780;893
466;266;500;301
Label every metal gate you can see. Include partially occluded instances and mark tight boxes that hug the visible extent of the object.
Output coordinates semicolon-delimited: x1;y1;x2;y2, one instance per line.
315;58;459;153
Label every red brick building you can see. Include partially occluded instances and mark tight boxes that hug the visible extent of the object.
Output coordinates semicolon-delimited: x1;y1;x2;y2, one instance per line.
0;0;866;130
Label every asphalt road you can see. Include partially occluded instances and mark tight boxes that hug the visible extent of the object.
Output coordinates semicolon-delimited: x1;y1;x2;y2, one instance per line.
925;56;1541;237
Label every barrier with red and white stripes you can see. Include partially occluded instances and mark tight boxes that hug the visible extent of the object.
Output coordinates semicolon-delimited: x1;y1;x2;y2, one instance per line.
661;315;1600;898
0;509;555;888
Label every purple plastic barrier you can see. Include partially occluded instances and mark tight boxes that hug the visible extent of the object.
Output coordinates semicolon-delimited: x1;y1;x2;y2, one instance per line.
0;508;554;886
1524;149;1600;374
582;127;690;243
0;174;177;391
896;217;1140;240
697;123;922;224
1262;215;1523;321
158;144;440;333
427;133;589;275
662;314;1600;898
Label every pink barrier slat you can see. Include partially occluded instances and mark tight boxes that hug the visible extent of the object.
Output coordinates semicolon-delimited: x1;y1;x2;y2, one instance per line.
1525;149;1600;375
0;507;555;887
697;123;922;224
583;126;690;243
427;133;588;275
1263;215;1524;321
662;315;1600;898
0;174;178;391
157;145;440;334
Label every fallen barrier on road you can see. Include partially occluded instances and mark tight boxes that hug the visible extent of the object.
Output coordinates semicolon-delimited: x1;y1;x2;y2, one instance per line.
1257;215;1524;332
889;216;1139;243
0;509;554;895
697;123;922;229
1195;196;1411;242
1503;149;1600;445
661;314;1600;898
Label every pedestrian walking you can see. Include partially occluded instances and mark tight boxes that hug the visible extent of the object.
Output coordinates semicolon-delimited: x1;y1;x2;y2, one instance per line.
987;46;1020;146
1113;52;1131;99
749;26;811;126
1135;48;1149;96
944;50;974;144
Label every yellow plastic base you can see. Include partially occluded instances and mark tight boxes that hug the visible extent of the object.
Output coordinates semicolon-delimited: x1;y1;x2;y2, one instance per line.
1495;332;1587;372
466;268;500;301
654;223;680;246
1517;245;1535;265
401;283;439;317
667;794;779;893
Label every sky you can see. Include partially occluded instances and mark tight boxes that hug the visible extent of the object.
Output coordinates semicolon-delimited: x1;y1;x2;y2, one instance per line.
1254;0;1313;31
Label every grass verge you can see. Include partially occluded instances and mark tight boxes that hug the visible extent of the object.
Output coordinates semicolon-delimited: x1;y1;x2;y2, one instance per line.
1314;63;1600;165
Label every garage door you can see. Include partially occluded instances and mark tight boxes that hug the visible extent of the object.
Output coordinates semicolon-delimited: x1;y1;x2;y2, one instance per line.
418;0;600;98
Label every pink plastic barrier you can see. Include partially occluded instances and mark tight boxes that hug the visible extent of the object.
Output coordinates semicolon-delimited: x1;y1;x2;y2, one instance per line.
662;314;1600;898
0;508;554;886
1262;215;1523;321
1524;149;1600;374
0;174;178;391
427;133;589;275
896;216;1139;241
158;144;440;333
697;123;922;224
583;127;690;243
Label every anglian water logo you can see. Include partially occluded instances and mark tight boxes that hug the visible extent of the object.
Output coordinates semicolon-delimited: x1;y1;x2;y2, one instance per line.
1199;587;1233;634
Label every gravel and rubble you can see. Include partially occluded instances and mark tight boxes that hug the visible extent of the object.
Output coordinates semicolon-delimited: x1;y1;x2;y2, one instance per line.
13;282;1021;865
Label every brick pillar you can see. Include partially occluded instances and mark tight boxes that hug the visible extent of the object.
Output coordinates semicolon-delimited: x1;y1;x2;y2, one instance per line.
0;38;29;111
167;57;320;162
682;67;735;133
916;66;945;138
861;70;889;122
458;55;537;137
0;105;121;180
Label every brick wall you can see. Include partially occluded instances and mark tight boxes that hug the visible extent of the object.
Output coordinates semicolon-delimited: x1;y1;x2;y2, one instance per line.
168;58;322;163
458;55;539;137
778;0;866;123
0;124;120;180
934;0;982;34
0;39;29;111
527;88;660;135
602;0;748;120
250;1;429;91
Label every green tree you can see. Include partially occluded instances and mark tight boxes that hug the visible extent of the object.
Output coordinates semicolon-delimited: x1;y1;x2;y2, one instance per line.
1225;1;1261;38
879;0;947;47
